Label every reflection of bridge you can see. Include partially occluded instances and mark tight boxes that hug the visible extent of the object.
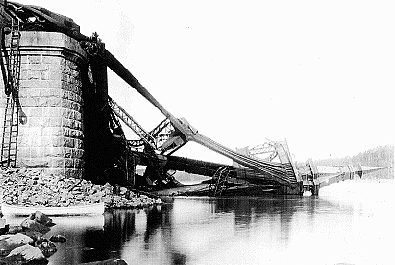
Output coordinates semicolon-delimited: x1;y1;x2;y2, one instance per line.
0;1;383;195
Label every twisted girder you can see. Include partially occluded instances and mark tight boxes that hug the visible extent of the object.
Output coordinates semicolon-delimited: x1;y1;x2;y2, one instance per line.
248;141;278;161
148;118;185;155
150;118;172;138
108;99;184;155
209;166;231;197
108;96;157;150
191;134;297;185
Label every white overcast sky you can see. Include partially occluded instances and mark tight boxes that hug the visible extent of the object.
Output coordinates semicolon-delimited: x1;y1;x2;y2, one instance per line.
18;0;395;164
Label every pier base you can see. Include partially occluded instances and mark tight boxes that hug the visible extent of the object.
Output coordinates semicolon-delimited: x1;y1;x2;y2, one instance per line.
0;31;87;177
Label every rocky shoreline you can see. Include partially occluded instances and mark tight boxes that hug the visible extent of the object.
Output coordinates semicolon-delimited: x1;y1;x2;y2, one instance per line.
0;167;163;264
0;210;128;264
0;168;162;209
0;211;60;264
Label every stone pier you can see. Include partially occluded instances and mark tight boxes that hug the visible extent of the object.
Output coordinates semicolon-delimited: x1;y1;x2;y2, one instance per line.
0;31;87;178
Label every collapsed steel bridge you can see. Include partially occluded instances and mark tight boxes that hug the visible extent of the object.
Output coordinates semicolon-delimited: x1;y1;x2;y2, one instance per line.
0;1;384;196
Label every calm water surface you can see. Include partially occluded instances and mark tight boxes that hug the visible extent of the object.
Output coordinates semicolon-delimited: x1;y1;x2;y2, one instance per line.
7;179;394;265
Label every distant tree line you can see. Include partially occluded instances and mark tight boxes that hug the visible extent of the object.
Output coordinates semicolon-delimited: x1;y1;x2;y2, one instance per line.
314;145;394;179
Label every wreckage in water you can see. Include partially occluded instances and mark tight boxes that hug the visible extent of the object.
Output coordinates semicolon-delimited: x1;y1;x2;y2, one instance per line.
152;140;384;196
0;1;384;197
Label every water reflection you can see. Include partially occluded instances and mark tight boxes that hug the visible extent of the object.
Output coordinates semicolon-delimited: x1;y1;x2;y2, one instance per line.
9;180;390;265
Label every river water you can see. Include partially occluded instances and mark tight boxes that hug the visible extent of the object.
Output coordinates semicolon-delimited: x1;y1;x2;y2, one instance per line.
6;178;394;265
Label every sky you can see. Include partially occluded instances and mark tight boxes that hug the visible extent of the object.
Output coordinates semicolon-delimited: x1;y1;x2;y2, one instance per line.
17;0;395;165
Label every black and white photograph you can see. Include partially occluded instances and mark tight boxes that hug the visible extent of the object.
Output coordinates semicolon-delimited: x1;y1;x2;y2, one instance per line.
0;1;393;264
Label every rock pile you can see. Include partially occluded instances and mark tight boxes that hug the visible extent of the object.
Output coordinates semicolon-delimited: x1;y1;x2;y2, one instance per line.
0;211;129;264
0;168;162;209
0;211;57;264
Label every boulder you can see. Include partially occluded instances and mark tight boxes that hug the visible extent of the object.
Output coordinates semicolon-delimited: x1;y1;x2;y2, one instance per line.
36;239;57;258
8;225;22;235
49;235;66;243
0;233;33;256
0;219;9;235
22;230;43;241
20;219;50;234
6;244;46;262
7;225;23;234
30;211;54;227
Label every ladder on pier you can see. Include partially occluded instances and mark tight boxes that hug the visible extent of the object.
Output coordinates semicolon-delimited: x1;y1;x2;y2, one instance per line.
1;19;22;167
1;97;19;167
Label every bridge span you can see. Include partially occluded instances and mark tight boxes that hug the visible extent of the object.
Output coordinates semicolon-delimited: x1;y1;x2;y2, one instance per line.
0;1;384;196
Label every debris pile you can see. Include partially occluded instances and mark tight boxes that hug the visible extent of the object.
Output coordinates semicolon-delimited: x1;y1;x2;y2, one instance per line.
0;168;162;209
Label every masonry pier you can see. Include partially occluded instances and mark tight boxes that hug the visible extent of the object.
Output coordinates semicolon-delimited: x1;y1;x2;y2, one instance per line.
0;32;87;177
